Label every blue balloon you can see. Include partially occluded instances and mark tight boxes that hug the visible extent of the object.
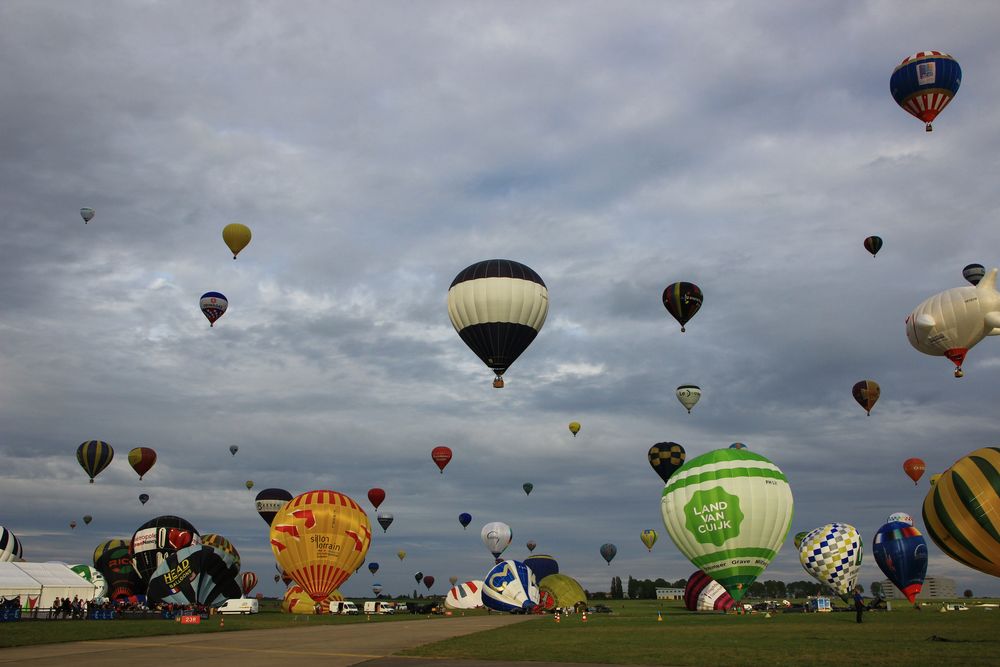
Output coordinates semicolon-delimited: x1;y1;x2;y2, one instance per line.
458;512;472;530
368;562;379;575
523;554;558;581
482;559;538;612
872;521;927;604
889;52;962;131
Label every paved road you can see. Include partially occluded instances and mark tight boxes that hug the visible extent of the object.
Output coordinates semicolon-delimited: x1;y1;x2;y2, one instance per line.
0;615;536;667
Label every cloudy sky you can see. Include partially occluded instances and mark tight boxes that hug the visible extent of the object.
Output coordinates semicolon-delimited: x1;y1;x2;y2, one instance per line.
2;1;1000;600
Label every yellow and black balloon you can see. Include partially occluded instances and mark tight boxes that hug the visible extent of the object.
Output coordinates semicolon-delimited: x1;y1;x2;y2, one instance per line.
77;440;114;483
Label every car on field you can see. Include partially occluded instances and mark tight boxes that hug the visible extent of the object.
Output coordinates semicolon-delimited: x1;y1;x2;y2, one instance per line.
587;605;613;614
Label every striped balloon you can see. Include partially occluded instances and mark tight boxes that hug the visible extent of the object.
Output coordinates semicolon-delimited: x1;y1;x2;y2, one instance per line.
683;570;735;612
661;449;793;602
890;51;961;132
242;571;258;597
662;282;703;332
922;447;1000;577
0;525;23;562
76;440;114;483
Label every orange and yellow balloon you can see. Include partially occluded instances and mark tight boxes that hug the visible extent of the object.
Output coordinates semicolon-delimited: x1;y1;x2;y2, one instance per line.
270;490;371;602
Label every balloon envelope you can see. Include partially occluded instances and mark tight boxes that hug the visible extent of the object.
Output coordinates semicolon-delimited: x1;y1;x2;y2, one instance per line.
222;223;252;259
431;446;452;473
94;538;141;601
127;447;157;480
200;292;228;327
798;523;863;601
873;522;927;603
0;526;23;562
523;554;558;582
76;440;114;483
70;564;107;598
367;488;386;510
397;550;406;561
864;236;883;257
83;515;92;525
522;483;533;496
890;51;961;131
131;515;201;584
538;573;586;609
459;512;472;529
229;445;239;456
852;380;880;415
255;488;293;526
201;533;241;575
445;580;484;610
368;562;379;575
377;512;393;532
568;422;580;436
423;575;435;590
242;571;258;597
640;529;658;551
139;493;149;505
481;560;538;612
903;458;925;485
80;207;95;223
662;282;703;332
481;522;512;559
648;442;686;483
526;540;536;553
963;263;985;285
684;570;735;612
146;544;241;607
676;385;701;413
600;543;617;565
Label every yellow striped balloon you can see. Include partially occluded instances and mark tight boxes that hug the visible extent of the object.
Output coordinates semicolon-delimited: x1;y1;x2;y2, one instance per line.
922;447;1000;577
76;440;114;483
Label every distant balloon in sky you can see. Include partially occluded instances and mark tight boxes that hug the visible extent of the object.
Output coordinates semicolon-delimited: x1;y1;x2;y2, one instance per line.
522;483;533;496
368;562;379;575
905;268;1000;377
397;550;406;561
887;512;913;526
200;291;228;327
77;440;113;483
80;207;95;224
599;543;617;565
447;259;549;388
242;571;258;597
139;493;149;505
459;513;472;530
863;236;883;258
661;448;794;602
873;521;927;603
372;583;382;596
963;264;985;286
431;446;452;473
245;480;254;490
83;515;92;525
414;571;423;583
526;540;536;553
798;523;863;601
568;422;580;437
222;223;252;259
229;445;239;456
852;380;880;416
255;488;293;526
481;522;512;560
903;458;925;485
648;442;686;484
423;575;435;590
662;282;703;332
367;488;385;510
890;51;961;132
640;530;657;552
377;512;393;532
729;443;747;450
70;521;77;530
675;385;701;413
127;447;157;480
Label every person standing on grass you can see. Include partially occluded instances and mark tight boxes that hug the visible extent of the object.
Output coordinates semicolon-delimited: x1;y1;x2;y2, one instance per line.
853;586;864;624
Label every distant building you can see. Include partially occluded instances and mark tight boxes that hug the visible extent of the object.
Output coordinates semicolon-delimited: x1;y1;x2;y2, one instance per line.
879;576;956;600
656;587;685;600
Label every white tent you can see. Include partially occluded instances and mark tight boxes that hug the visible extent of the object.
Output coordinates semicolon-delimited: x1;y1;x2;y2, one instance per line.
0;562;95;608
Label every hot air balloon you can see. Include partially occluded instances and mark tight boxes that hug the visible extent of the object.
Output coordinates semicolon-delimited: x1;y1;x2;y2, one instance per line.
903;458;925;485
94;539;141;602
397;550;406;561
281;584;343;614
242;572;258;597
887;512;914;526
568;422;581;437
964;263;985;286
890;51;961;132
792;531;808;550
0;526;23;562
69;564;107;598
201;533;241;575
414;571;423;583
481;560;538;612
445;580;485;610
127;447;156;480
929;473;941;486
80;207;95;224
661;448;793;602
640;529;658;552
377;512;393;532
83;515;92;525
367;488;385;510
459;513;472;530
447;259;549;388
69;521;77;530
222;223;252;259
798;523;863;601
662;282;703;332
255;488;293;526
538;574;586;610
448;576;459;587
523;554;558;582
526;540;537;553
423;575;435;590
481;522;512;560
245;480;254;490
852;380;880;415
200;292;228;327
600;543;617;565
368;562;379;575
648;442;686;484
522;483;533;496
270;490;371;603
873;521;928;603
372;583;382;596
229;445;239;456
683;570;735;612
905;268;1000;377
76;440;114;483
139;493;149;505
729;442;747;450
922;446;1000;577
131;516;201;583
864;236;883;258
676;385;701;413
431;446;452;473
146;544;242;606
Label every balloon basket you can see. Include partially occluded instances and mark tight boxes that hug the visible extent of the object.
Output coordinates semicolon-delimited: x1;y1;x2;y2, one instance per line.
581;612;587;623
555;613;560;623
657;611;662;622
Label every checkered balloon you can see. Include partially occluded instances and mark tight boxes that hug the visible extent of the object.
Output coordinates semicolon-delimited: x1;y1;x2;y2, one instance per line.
798;522;863;600
648;442;686;483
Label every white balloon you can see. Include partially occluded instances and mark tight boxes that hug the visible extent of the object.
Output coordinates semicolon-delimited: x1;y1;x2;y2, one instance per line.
444;580;484;609
480;521;512;559
675;385;702;413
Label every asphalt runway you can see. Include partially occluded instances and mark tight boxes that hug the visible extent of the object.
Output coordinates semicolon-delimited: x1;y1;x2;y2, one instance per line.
0;615;537;667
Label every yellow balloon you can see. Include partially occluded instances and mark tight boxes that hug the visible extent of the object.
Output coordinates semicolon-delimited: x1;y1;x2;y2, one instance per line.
929;473;941;486
270;490;371;602
222;223;252;259
281;585;342;614
568;422;581;437
397;550;406;561
640;529;658;551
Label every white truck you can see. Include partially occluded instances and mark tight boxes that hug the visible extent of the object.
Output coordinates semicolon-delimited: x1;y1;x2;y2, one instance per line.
218;598;259;615
363;600;395;614
329;600;360;615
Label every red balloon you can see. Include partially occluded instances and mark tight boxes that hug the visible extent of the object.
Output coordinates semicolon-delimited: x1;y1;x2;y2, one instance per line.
423;575;435;590
367;488;386;510
903;458;926;485
241;571;258;596
431;446;452;473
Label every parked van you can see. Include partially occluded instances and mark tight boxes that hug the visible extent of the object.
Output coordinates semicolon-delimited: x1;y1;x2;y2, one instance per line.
218;598;259;615
363;600;395;614
329;601;360;615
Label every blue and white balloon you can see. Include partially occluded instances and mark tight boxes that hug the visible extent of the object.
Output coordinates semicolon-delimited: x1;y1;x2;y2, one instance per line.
481;560;538;612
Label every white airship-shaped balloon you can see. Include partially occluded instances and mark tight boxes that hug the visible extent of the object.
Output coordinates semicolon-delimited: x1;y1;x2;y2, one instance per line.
905;268;1000;377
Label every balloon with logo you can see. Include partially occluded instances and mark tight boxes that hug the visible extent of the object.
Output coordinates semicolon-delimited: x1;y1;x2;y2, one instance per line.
431;446;452;473
241;571;258;597
676;385;701;413
481;522;512;560
873;521;928;603
526;540;536;553
201;533;241;577
377;512;393;532
922;446;1000;577
481;559;539;612
459;513;472;530
139;493;149;505
130;515;201;584
798;523;863;601
523;554;558;582
640;529;658;552
887;512;914;526
662;282;703;332
684;570;735;612
661;448;793;602
127;447;157;480
222;223;252;259
648;442;686;483
600;543;617;565
270;490;372;603
255;488;293;526
145;544;241;606
0;526;23;562
80;207;95;224
852;380;880;415
69;564;107;598
963;263;985;286
367;488;386;510
890;51;961;132
568;422;581;437
200;292;228;327
93;538;142;601
903;458;925;485
864;236;883;258
77;440;114;483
